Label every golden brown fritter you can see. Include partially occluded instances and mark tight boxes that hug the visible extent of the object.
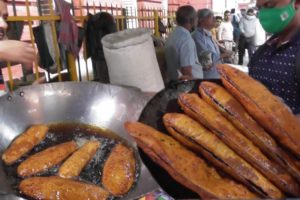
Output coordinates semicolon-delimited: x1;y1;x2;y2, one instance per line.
217;64;300;158
17;141;77;177
199;81;300;184
2;125;48;165
178;93;284;199
124;121;258;199
164;113;299;197
102;143;136;196
19;176;109;200
59;140;100;179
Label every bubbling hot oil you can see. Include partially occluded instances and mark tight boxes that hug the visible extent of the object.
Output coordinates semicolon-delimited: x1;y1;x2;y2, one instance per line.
2;122;139;200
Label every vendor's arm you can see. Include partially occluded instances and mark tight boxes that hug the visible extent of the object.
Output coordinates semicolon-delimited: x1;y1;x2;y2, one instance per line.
0;40;35;65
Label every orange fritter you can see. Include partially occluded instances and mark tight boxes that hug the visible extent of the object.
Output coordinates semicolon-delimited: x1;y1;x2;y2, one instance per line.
102;143;136;196
19;176;109;200
17;141;77;177
59;140;100;178
2;125;48;165
124;121;258;199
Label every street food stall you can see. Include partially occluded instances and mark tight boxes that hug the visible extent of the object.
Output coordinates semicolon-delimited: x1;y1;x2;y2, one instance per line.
1;0;300;199
1;65;300;199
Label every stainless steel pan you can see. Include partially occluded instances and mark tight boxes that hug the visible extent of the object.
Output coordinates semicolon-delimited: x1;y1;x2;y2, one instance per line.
0;82;159;199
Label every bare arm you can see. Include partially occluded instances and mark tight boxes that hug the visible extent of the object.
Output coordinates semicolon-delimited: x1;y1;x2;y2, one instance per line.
0;40;35;66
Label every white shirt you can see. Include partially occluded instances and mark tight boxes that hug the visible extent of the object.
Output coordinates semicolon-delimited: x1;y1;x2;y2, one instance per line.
254;20;266;46
217;21;234;41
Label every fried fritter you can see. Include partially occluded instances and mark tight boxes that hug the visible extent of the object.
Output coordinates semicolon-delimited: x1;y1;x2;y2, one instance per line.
59;140;100;178
164;113;299;197
178;93;285;198
19;176;109;200
102;143;136;196
2;125;48;165
125;122;258;199
199;81;300;183
17;141;77;177
217;64;300;158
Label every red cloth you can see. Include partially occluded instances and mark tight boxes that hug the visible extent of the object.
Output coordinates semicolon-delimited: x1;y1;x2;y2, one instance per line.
54;0;79;56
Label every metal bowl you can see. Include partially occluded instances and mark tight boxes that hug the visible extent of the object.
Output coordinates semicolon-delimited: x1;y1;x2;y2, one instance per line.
0;82;159;199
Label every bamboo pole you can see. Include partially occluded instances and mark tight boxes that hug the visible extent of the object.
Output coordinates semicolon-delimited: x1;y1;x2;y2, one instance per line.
7;62;14;92
48;0;62;81
154;10;160;37
25;0;39;80
67;52;78;81
79;0;89;81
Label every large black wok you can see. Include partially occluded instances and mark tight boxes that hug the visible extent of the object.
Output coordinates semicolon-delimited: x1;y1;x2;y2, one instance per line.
139;79;222;199
0;82;160;200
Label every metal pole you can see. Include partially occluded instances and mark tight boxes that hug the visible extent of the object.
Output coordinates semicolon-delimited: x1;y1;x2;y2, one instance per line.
93;1;96;14
86;1;90;14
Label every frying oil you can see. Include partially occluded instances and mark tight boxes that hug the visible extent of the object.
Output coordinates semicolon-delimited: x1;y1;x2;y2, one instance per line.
2;122;139;200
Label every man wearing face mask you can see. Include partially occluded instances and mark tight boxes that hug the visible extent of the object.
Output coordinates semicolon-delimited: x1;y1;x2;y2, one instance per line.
0;0;35;83
165;5;203;82
238;9;257;65
248;0;300;117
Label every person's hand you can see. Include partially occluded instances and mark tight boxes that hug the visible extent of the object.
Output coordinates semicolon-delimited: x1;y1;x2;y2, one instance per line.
221;50;233;59
203;64;212;71
0;40;35;65
179;75;193;81
32;76;46;85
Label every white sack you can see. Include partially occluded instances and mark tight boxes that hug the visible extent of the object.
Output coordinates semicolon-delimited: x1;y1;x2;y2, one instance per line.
102;28;164;92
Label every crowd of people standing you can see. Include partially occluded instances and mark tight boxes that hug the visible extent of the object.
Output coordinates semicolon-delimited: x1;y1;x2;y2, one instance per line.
165;5;266;81
165;0;300;117
214;7;267;65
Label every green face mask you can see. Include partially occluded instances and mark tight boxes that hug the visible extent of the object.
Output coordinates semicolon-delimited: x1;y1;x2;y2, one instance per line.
258;0;296;34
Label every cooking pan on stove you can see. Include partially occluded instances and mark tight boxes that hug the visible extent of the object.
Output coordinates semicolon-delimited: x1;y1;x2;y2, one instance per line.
0;82;160;199
139;79;222;199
